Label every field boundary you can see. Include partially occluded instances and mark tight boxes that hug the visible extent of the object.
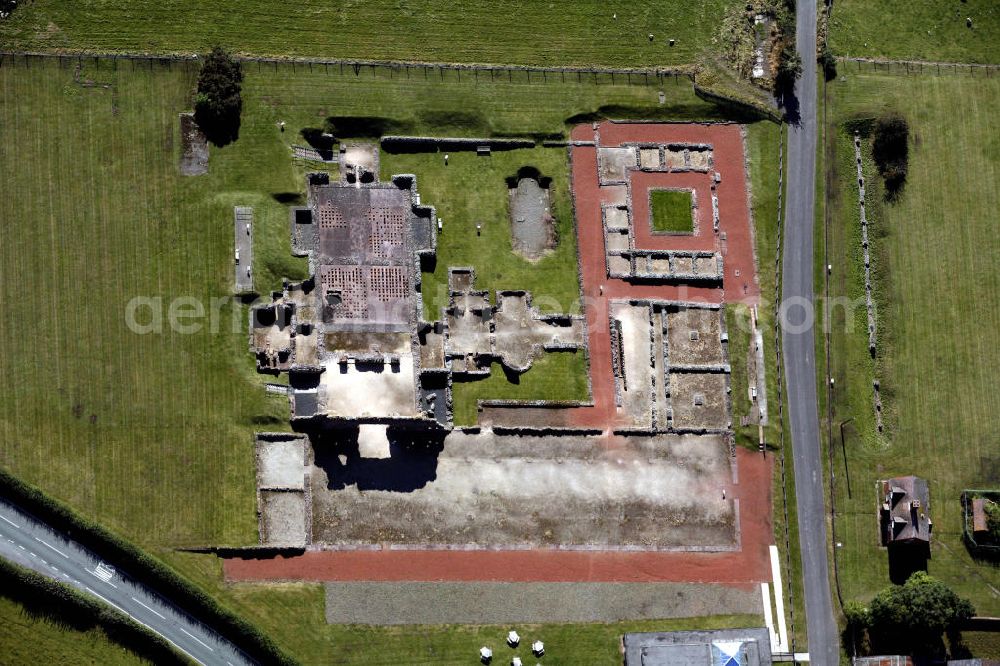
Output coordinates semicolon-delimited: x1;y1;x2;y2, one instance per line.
0;49;692;82
837;57;1000;76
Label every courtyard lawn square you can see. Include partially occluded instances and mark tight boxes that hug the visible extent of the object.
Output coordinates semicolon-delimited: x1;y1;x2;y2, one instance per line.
650;188;696;234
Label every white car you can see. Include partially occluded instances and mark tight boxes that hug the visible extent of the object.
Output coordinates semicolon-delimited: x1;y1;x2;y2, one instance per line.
235;249;240;263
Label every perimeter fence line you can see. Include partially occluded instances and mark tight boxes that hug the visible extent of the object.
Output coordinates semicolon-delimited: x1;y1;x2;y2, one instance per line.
837;56;1000;77
0;50;693;87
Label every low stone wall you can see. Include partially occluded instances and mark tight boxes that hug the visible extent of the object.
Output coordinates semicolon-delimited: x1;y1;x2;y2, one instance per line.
382;135;536;152
854;134;884;434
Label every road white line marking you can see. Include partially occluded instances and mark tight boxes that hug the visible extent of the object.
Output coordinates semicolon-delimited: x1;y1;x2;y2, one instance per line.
35;537;69;558
85;584;212;666
131;596;166;620
85;586;129;617
40;558;47;565
0;515;20;528
8;539;15;544
179;627;215;651
29;551;37;558
17;544;25;550
162;636;207;666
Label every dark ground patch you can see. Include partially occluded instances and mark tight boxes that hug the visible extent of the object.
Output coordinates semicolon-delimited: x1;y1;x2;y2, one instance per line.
178;112;208;176
509;176;555;260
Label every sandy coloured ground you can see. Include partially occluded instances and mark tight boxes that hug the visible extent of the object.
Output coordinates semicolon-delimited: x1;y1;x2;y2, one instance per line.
309;430;736;549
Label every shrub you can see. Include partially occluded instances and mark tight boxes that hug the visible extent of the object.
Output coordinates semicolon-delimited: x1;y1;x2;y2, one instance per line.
819;45;837;81
986;500;1000;541
194;47;243;146
843;600;871;631
774;45;802;92
872;111;909;199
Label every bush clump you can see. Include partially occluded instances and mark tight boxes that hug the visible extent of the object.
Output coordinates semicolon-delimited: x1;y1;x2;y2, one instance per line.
194;46;243;146
846;572;975;659
872;111;909;199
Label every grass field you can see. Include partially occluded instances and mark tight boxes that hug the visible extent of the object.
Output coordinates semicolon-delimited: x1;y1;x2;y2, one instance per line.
823;70;1000;616
381;144;589;422
381;147;583;317
0;595;147;665
0;0;734;68
827;0;1000;64
0;54;783;663
649;189;695;233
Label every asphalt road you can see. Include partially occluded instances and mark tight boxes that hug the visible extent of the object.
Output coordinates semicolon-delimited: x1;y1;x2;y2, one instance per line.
0;499;252;666
780;0;841;663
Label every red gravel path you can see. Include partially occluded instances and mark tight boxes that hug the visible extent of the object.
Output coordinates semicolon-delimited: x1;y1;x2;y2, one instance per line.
561;122;758;430
225;448;771;584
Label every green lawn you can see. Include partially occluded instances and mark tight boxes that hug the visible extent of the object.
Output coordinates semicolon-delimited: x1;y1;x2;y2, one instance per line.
0;595;147;666
382;147;583;317
0;0;734;68
824;71;1000;616
649;189;694;233
827;0;1000;64
450;351;591;426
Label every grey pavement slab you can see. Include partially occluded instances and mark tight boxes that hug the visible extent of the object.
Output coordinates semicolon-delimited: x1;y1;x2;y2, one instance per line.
325;581;763;625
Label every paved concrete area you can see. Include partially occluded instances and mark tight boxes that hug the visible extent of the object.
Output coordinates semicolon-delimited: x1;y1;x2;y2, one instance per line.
324;581;762;625
256;435;306;489
234;206;253;293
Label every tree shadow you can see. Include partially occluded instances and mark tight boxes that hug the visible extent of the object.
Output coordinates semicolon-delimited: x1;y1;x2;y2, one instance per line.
780;89;801;126
311;425;445;492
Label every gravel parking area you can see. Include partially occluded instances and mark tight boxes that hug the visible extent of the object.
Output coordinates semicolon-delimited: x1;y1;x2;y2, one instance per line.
324;581;762;625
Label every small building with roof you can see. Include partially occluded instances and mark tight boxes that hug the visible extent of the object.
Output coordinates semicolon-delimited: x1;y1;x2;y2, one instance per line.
879;475;932;548
623;628;771;666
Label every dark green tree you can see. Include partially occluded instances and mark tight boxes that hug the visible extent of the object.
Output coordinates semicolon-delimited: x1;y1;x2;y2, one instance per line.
985;500;1000;541
774;45;802;93
869;571;976;641
194;47;243;146
872;111;909;199
819;45;837;82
